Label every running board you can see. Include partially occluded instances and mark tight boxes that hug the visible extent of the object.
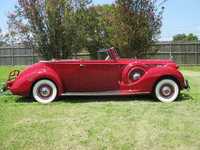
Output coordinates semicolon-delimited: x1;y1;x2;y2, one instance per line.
61;90;150;96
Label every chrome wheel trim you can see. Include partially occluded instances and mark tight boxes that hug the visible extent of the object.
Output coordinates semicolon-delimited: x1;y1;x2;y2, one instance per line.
155;79;179;102
133;73;141;81
128;67;146;83
33;80;57;103
159;84;174;99
37;84;53;100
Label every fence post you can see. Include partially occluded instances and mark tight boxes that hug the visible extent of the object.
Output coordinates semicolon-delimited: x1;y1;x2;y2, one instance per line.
32;48;34;65
12;46;14;67
195;42;198;66
170;42;172;58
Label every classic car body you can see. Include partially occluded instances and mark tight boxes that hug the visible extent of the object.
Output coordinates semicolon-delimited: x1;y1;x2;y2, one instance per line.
1;47;190;103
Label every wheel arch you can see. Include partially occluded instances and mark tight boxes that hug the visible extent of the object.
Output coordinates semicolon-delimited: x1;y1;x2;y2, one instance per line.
152;75;181;93
30;77;60;96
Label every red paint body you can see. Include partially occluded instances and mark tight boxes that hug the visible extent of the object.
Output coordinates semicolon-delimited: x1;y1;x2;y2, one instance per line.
6;47;185;96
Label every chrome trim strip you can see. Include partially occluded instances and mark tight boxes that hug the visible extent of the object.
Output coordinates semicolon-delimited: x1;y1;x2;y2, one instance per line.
61;91;150;96
40;59;76;63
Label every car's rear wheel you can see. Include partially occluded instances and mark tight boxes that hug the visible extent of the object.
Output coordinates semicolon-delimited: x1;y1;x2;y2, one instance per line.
153;78;180;102
32;79;58;103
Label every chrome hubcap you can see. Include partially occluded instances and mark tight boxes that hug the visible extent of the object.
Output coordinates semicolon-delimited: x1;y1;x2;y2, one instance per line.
40;87;50;97
37;85;52;100
133;73;141;80
162;86;171;96
160;84;174;98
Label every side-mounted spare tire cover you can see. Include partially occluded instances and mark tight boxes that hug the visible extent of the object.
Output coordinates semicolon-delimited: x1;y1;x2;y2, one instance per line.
122;63;149;84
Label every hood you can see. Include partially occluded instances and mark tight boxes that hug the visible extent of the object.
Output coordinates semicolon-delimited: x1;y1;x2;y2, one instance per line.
118;58;173;64
118;59;178;69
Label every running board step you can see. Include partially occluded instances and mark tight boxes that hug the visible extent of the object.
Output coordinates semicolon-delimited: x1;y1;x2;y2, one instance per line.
61;91;150;96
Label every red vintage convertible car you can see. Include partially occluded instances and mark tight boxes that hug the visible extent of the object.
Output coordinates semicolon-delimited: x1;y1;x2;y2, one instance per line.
1;47;189;103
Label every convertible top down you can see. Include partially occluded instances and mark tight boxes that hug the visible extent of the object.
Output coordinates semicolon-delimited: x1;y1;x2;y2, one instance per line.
1;47;190;103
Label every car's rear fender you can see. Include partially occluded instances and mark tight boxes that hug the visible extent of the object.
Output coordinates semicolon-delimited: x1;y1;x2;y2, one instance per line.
10;68;63;96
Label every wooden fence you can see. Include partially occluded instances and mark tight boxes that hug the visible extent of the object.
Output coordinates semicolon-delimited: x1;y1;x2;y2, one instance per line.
0;41;200;66
0;47;40;66
147;41;200;66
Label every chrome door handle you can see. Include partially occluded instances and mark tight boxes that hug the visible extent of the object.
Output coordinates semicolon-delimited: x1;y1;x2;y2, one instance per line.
80;64;85;67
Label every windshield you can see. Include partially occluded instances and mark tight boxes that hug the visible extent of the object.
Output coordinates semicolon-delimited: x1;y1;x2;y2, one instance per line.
113;47;119;59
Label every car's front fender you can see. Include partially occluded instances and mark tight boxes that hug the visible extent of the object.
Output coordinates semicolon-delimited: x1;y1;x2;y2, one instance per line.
10;68;63;96
120;66;185;93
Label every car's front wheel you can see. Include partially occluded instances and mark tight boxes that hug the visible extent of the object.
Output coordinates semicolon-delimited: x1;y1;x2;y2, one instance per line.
32;79;58;103
153;78;180;102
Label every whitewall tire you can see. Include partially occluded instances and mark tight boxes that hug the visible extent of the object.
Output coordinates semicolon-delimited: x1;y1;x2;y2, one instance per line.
32;79;58;103
153;78;180;102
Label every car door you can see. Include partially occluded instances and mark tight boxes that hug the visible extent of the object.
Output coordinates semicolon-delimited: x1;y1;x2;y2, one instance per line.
78;60;122;92
50;60;80;92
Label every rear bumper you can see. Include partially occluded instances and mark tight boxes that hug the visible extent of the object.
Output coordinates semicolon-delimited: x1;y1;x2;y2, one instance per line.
184;79;190;90
0;70;20;95
0;82;7;92
0;81;14;94
0;87;7;93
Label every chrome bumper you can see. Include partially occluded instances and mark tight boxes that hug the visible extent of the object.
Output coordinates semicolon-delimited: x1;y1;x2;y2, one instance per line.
0;82;13;95
184;79;190;90
0;87;7;93
0;82;6;92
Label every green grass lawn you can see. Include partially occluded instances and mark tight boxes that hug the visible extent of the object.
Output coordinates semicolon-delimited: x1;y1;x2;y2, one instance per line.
0;66;200;149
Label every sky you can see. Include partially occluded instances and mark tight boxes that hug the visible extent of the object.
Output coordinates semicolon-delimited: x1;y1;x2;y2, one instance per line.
0;0;200;41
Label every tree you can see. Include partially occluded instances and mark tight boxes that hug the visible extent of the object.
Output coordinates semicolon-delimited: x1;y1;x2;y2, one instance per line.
0;29;5;46
5;0;91;60
173;33;198;41
105;0;166;58
68;0;166;59
185;33;198;41
68;5;113;59
0;41;5;47
6;0;166;60
173;34;186;41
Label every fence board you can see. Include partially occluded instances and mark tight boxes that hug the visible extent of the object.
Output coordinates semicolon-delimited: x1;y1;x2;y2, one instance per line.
0;41;200;66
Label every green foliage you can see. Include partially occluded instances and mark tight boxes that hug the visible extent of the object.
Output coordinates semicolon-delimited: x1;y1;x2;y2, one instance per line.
173;33;198;41
173;33;187;41
0;41;5;47
98;0;165;59
106;0;165;58
185;33;199;41
5;0;166;59
68;5;113;59
5;0;91;60
0;29;5;46
67;0;166;59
